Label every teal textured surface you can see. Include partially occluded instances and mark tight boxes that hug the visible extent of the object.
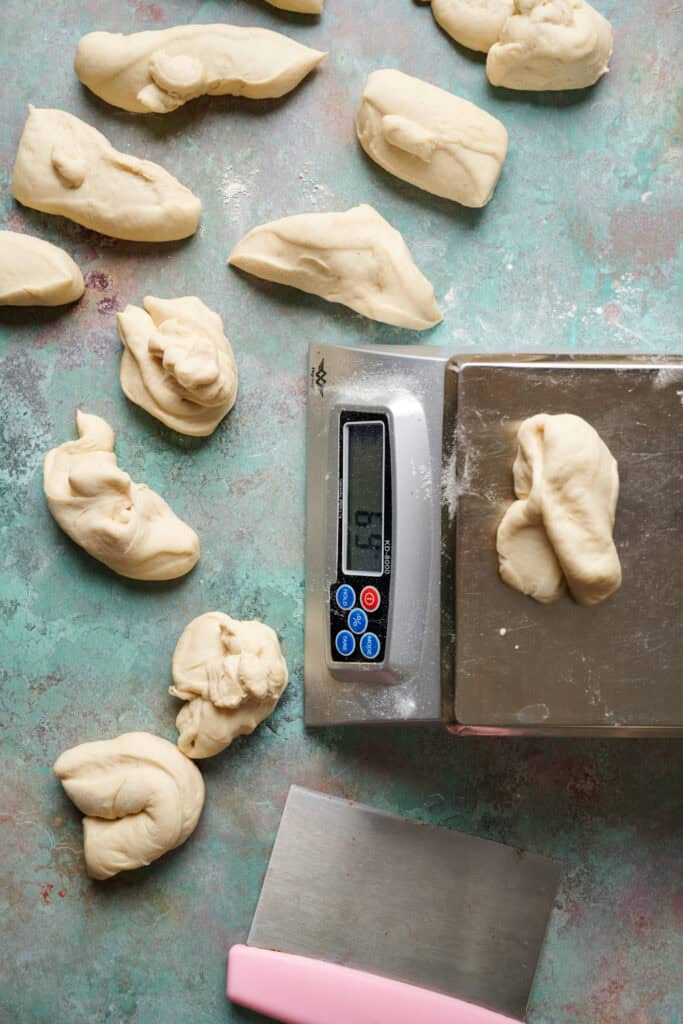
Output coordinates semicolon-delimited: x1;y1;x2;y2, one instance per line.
1;2;681;1023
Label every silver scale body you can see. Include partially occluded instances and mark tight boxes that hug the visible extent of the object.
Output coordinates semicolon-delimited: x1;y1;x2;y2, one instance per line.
305;343;683;736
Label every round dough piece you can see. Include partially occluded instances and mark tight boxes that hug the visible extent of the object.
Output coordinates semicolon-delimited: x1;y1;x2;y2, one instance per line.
0;230;84;306
170;612;288;758
431;0;514;53
54;732;205;879
118;296;238;437
486;0;613;91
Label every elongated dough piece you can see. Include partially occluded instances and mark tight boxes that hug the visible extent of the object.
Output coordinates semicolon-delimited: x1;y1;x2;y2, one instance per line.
44;411;200;580
170;612;288;758
0;230;84;306
496;413;621;606
430;0;514;53
357;70;508;207
74;24;327;114
54;733;205;879
118;296;238;436
487;0;613;91
229;204;442;330
264;0;323;12
12;106;201;242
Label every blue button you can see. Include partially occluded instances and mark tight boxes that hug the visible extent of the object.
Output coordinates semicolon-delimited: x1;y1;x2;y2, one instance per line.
336;584;356;611
335;630;356;658
360;633;381;660
348;608;368;635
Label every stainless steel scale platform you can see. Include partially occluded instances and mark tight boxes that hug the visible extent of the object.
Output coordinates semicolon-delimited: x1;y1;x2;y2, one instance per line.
304;344;683;736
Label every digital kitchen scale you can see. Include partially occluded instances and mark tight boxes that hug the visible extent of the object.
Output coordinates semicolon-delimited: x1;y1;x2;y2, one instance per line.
304;343;683;736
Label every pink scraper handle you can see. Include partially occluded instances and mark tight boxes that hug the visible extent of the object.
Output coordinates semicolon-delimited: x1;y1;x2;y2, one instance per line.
227;945;521;1024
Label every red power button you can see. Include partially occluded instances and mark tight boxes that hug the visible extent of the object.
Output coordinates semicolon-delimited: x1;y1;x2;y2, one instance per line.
360;586;381;613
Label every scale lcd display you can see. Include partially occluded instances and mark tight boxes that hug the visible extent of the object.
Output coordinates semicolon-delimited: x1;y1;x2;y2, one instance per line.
343;421;384;576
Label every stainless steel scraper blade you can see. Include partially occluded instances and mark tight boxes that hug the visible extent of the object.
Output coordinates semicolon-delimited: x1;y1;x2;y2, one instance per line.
248;787;561;1021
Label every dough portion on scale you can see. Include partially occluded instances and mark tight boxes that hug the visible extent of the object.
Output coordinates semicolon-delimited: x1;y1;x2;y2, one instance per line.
496;413;621;606
229;204;442;330
170;612;289;759
75;24;327;113
486;0;613;91
12;106;201;241
54;733;205;879
0;230;84;306
356;69;508;207
118;296;238;436
430;0;514;53
44;411;200;580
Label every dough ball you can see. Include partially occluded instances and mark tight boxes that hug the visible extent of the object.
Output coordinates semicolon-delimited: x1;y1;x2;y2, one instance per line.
75;24;326;114
54;732;205;879
118;295;238;437
264;0;324;12
0;230;83;306
170;612;289;758
356;69;508;207
229;204;442;331
431;0;514;53
43;410;200;580
12;106;200;242
486;0;613;91
496;413;621;606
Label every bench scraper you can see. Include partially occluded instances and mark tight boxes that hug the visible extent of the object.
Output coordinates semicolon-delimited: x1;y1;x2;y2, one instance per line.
227;786;561;1023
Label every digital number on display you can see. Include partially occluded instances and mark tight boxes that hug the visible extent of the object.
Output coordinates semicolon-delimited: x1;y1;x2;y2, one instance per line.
343;421;385;577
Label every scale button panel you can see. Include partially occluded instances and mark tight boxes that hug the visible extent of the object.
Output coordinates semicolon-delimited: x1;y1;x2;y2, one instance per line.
360;633;380;660
330;577;386;663
360;586;381;613
348;608;368;635
335;630;356;658
335;584;356;611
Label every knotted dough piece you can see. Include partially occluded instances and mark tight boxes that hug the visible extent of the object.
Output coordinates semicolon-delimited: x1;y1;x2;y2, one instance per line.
0;230;84;306
496;413;621;606
430;0;514;53
44;411;200;580
54;732;205;879
170;612;289;759
12;106;201;241
356;69;508;208
486;0;613;91
74;24;327;114
118;296;238;437
229;204;442;330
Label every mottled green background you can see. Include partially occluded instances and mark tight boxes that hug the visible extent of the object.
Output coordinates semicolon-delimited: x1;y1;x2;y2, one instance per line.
1;1;681;1022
